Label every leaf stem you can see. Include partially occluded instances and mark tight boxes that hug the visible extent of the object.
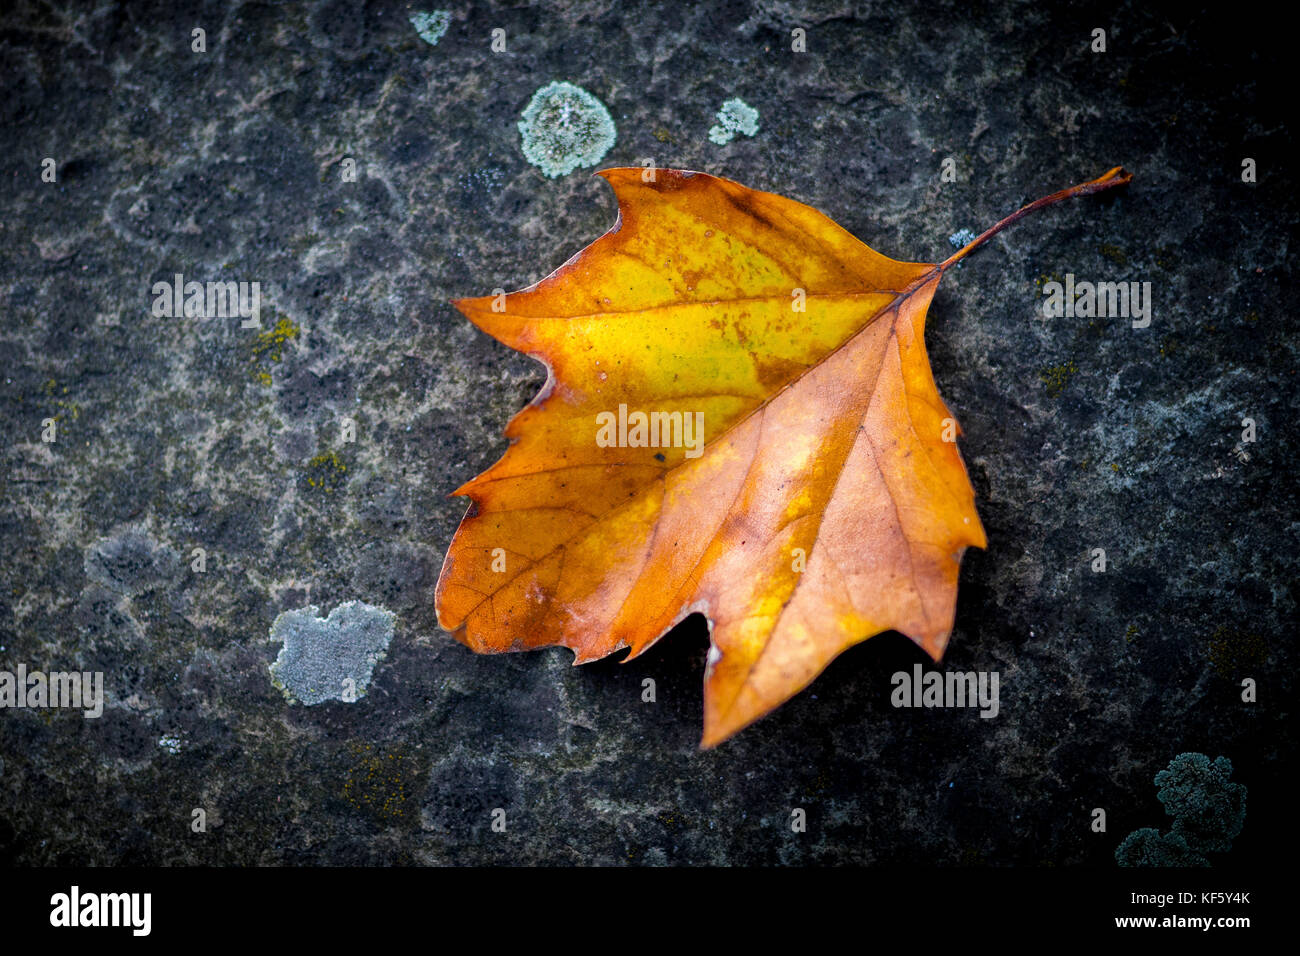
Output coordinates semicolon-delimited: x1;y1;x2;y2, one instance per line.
938;167;1133;271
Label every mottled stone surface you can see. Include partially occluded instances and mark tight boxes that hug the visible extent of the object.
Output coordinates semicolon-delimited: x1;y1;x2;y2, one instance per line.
0;0;1291;865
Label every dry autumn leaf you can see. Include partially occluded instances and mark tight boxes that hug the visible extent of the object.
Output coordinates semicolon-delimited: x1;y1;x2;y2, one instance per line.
437;166;1133;747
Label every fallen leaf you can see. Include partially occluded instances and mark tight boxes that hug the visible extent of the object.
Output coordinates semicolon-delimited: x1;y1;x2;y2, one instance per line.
436;166;1132;746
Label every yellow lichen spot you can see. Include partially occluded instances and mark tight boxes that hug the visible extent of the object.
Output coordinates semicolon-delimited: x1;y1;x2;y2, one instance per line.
305;450;348;493
341;742;410;820
250;316;301;383
41;378;81;423
1099;243;1128;267
1206;624;1268;677
1038;360;1078;397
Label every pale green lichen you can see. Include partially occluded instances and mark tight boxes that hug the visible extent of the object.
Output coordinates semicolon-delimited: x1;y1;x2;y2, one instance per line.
518;81;617;178
268;601;395;705
949;228;978;248
410;10;451;46
1116;752;1247;865
708;97;760;145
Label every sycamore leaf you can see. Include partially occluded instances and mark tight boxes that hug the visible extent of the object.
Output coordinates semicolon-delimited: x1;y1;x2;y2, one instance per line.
436;166;1132;747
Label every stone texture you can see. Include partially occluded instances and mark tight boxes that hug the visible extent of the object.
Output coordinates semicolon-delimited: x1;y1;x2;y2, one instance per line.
0;0;1291;865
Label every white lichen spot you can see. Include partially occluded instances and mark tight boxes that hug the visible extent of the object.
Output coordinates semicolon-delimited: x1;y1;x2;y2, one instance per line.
708;97;760;145
158;732;183;755
268;601;396;705
518;81;617;178
410;10;451;46
949;228;978;248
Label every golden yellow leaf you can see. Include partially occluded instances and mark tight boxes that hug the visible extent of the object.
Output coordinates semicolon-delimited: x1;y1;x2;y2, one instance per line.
436;166;1132;746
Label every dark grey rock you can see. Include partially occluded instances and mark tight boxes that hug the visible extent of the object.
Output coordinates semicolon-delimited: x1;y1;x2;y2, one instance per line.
0;0;1291;866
